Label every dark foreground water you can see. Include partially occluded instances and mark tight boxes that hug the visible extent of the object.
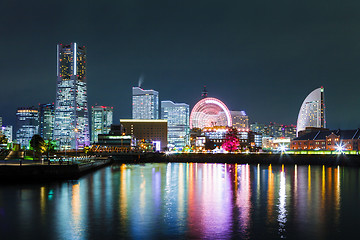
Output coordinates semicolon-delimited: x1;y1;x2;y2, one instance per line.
1;163;360;239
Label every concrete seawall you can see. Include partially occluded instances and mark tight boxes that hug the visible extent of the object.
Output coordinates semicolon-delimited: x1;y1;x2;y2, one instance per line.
2;153;359;182
111;153;360;167
0;159;111;182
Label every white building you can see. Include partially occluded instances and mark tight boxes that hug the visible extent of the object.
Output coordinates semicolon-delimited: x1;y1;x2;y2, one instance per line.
296;87;326;136
161;100;190;149
132;87;159;119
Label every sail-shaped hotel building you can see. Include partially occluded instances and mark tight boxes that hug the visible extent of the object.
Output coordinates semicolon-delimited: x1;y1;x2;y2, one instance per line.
296;87;326;136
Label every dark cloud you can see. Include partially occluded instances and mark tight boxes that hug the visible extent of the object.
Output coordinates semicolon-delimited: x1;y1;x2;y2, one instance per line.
1;0;360;129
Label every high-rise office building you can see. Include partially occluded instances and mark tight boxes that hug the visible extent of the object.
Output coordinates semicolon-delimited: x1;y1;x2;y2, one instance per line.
0;116;3;139
250;122;269;136
39;103;55;140
132;87;159;119
296;87;326;136
16;107;39;148
230;111;249;131
2;125;13;142
251;122;297;139
0;117;12;143
53;43;90;149
268;122;283;138
161;100;190;149
283;124;297;139
91;105;113;143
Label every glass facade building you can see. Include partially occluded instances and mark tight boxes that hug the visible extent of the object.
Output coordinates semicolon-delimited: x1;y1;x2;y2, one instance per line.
132;87;159;119
39;103;55;140
91;105;113;143
1;117;13;143
54;43;90;149
161;100;190;149
2;125;13;142
16;107;39;148
296;87;326;136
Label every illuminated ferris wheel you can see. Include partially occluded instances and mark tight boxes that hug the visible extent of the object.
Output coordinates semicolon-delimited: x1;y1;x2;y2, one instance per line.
190;97;232;129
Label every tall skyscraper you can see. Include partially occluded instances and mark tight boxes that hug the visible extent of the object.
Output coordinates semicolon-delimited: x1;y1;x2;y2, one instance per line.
16;107;39;148
39;103;55;140
161;100;190;149
54;43;90;149
91;105;113;143
132;87;159;119
296;87;326;136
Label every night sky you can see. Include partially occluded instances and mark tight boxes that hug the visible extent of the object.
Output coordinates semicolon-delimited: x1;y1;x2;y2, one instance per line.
1;0;360;129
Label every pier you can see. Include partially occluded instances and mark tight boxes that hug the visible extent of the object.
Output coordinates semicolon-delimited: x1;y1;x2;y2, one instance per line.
0;158;111;181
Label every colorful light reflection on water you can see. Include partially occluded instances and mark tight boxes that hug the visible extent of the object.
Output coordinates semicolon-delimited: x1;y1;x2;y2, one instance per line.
1;163;360;239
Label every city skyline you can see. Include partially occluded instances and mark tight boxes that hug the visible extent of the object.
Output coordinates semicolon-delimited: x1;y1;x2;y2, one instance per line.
1;1;360;130
2;2;360;239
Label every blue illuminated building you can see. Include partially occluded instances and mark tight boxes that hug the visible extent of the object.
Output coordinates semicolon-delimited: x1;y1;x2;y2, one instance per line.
39;103;55;140
161;100;189;149
53;43;90;149
91;105;113;143
16;107;39;149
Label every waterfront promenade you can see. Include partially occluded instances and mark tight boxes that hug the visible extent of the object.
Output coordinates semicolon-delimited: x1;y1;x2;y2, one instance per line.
1;152;360;182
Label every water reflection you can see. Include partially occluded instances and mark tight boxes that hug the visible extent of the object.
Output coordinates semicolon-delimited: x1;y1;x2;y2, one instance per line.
0;163;357;239
236;164;251;238
267;164;274;226
277;166;286;238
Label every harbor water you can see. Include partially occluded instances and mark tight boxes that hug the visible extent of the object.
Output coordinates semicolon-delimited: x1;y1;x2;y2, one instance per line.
1;163;359;239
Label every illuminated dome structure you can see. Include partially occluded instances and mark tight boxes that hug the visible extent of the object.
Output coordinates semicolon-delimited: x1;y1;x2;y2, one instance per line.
190;97;232;129
296;87;326;136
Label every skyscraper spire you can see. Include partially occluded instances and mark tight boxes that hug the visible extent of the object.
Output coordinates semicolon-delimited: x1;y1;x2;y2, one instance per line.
201;85;208;98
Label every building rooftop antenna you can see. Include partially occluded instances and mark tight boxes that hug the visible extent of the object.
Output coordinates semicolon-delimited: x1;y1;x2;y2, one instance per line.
201;85;208;98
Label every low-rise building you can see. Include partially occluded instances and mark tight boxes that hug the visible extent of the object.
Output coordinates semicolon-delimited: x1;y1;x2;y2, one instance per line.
194;126;262;152
120;119;168;151
262;137;291;151
93;124;133;152
290;129;360;151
